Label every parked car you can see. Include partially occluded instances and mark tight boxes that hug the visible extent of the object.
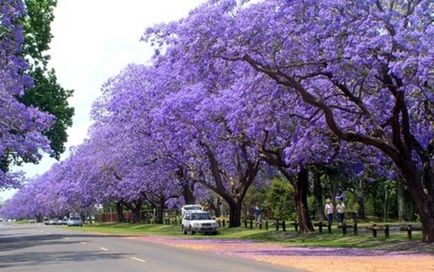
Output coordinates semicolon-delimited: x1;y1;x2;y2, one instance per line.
181;210;218;235
45;218;59;225
57;218;68;225
181;204;203;216
67;217;83;227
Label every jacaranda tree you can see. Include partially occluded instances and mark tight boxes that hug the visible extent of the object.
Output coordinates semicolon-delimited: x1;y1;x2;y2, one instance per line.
0;0;53;188
144;0;434;241
5;0;433;242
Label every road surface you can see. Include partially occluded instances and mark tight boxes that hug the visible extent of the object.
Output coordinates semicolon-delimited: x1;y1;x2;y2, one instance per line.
0;222;301;272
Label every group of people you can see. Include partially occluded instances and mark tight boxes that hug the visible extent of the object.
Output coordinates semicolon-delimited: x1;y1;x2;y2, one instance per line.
324;191;346;225
253;191;346;226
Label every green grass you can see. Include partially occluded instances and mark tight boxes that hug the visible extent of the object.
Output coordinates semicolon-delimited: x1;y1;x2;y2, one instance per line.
75;223;180;235
14;220;28;224
73;222;431;253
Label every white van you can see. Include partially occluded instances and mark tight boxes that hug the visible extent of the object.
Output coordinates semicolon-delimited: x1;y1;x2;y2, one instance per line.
181;210;218;235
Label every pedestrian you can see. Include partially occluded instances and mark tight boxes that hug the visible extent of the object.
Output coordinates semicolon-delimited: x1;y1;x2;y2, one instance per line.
335;190;344;202
324;199;334;225
336;200;345;224
254;203;262;224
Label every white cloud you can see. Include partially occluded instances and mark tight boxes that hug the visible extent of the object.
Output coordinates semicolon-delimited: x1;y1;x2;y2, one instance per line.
1;0;204;200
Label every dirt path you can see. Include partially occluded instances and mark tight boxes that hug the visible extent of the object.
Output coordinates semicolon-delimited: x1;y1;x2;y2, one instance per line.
126;236;434;272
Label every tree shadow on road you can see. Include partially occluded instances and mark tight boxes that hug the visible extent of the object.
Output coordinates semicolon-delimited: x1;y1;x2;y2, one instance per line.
0;250;128;269
0;232;130;252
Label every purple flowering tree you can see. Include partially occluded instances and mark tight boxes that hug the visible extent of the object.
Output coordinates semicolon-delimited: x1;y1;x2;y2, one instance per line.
0;0;53;188
151;74;262;227
91;64;188;223
145;0;434;241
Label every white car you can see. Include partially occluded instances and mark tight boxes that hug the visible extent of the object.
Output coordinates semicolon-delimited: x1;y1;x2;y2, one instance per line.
181;210;218;235
67;217;83;227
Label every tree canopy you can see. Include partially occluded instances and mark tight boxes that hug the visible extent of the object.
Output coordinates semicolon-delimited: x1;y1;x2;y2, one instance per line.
2;0;433;241
21;0;74;159
0;0;53;187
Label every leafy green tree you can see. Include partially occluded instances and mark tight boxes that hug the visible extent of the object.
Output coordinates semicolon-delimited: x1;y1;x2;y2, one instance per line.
264;177;295;220
21;0;74;159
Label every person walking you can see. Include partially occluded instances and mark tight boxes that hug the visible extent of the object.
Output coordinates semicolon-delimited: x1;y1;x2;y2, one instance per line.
336;200;345;224
254;203;262;224
324;199;334;225
335;190;344;202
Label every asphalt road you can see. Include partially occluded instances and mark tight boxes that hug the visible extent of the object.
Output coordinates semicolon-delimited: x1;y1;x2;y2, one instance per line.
0;222;301;272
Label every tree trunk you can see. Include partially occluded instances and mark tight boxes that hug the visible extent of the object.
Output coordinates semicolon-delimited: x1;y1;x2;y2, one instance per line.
214;197;222;217
383;186;389;222
399;161;434;242
329;175;337;205
79;212;86;223
355;191;365;219
279;167;314;233
115;201;124;223
293;168;314;233
207;197;222;217
176;166;196;205
396;178;405;222
228;200;242;227
155;196;165;224
87;211;93;224
182;182;196;204
131;200;142;224
313;170;323;221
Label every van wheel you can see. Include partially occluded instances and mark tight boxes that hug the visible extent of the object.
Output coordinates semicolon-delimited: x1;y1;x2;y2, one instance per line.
188;226;195;235
182;225;187;235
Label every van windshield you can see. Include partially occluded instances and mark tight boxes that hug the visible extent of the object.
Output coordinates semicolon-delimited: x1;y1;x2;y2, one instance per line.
191;213;212;220
70;217;80;220
184;206;201;210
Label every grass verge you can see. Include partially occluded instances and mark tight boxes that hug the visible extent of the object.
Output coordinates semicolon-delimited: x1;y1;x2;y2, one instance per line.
73;222;432;253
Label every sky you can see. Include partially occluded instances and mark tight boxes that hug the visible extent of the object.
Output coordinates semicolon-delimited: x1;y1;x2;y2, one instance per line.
0;0;205;201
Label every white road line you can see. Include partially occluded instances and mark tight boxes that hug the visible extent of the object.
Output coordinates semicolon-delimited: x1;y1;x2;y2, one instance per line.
46;232;51;234
80;242;88;245
130;257;146;263
99;247;109;251
64;237;70;240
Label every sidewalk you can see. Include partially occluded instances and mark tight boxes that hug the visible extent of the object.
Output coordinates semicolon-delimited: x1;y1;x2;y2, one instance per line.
126;235;434;272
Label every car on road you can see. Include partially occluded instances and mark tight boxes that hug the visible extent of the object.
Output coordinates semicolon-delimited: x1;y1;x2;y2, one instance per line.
67;217;83;227
181;210;218;235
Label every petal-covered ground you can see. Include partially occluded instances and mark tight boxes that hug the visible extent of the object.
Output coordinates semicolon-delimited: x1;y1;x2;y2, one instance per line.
126;236;434;272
